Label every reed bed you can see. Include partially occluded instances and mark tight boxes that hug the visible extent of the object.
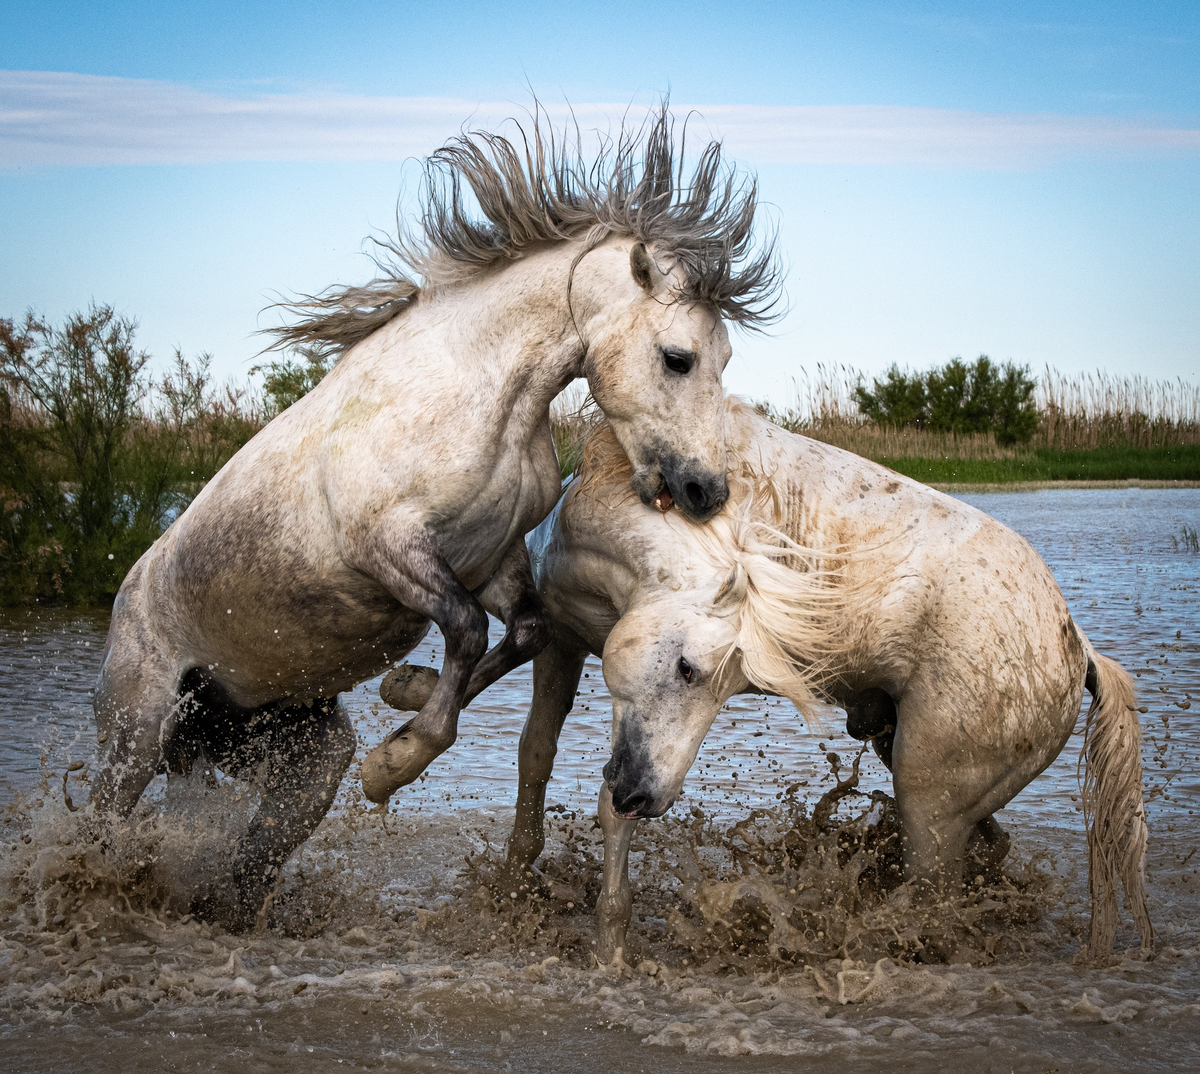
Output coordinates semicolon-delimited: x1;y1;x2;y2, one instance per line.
765;363;1200;458
1037;367;1200;451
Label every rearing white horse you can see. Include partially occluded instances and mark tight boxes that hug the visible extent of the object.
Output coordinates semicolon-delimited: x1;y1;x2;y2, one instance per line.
90;110;780;930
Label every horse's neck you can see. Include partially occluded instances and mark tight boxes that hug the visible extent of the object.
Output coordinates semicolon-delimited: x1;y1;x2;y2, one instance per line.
426;244;589;414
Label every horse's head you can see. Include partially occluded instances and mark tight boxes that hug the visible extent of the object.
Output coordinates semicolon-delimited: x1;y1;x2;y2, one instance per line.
579;240;731;522
600;593;746;818
595;504;852;819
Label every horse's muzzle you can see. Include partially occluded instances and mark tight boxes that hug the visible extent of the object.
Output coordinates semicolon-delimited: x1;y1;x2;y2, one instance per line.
603;755;672;819
660;458;728;523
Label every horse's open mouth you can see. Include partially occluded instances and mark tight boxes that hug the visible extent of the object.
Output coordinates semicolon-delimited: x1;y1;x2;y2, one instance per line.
653;482;675;513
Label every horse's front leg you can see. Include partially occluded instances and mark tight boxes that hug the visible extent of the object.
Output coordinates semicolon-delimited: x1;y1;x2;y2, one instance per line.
355;524;490;803
378;539;552;714
497;634;587;896
465;538;552;699
597;782;638;967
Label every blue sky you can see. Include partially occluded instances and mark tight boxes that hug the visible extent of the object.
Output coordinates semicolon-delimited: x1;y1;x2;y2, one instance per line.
2;1;1198;402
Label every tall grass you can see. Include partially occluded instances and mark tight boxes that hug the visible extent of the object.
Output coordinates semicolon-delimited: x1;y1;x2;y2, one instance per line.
1037;368;1200;450
764;362;1200;460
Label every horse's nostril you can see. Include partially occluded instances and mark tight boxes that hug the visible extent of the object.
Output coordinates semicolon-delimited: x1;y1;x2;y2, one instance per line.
685;482;707;510
614;791;653;816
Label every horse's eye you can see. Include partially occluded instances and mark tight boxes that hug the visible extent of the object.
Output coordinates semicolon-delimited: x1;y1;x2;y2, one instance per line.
678;657;695;684
661;347;695;375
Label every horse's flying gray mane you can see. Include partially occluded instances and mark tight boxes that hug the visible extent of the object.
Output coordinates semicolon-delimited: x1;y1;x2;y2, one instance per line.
265;104;782;358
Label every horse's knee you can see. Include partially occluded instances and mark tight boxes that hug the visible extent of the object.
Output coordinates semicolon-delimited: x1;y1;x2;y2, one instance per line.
92;663;180;815
512;599;552;660
446;602;489;664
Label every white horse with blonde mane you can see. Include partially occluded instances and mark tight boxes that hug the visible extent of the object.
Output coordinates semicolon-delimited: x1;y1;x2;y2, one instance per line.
90;109;779;930
464;399;1149;962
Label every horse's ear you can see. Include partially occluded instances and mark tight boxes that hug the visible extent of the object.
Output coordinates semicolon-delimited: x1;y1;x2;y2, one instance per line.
630;242;657;294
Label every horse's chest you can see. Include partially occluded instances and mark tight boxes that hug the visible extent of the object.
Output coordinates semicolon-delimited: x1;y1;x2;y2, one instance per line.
438;457;558;587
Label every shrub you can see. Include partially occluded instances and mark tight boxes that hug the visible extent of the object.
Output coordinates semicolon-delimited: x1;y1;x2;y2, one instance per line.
852;356;1037;443
252;346;334;420
1;307;259;605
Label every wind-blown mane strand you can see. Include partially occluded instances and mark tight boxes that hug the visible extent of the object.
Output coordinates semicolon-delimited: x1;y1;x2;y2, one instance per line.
264;104;782;359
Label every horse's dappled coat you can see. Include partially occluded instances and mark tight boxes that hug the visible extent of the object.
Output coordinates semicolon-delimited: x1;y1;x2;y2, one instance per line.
505;398;1151;961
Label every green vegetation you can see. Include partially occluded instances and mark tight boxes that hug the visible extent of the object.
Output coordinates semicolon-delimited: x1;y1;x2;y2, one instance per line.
251;347;334;420
2;308;1198;608
879;445;1200;485
1;307;260;605
764;359;1200;483
854;356;1037;445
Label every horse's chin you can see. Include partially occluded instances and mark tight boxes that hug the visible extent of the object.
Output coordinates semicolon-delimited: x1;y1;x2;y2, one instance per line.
628;466;664;508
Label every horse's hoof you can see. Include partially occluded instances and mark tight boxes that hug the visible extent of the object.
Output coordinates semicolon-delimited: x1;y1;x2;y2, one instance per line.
361;721;445;803
379;665;440;712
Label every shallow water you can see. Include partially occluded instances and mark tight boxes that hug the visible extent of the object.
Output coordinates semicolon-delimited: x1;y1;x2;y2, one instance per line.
1;488;1198;1071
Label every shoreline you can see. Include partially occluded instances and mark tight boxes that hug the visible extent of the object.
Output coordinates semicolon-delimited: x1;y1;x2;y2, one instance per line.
930;478;1200;493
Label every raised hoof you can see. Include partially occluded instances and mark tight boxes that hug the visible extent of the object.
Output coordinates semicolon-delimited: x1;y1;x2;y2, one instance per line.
361;721;446;803
379;664;440;712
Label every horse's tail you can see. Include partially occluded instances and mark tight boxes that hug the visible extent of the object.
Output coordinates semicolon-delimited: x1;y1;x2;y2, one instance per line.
1078;629;1153;957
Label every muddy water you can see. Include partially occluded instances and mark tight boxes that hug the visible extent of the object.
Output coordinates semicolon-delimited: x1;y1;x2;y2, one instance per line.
1;488;1198;1072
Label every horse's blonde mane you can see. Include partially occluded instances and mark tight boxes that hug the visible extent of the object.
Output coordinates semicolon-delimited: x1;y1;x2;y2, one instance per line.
266;105;781;359
576;401;891;718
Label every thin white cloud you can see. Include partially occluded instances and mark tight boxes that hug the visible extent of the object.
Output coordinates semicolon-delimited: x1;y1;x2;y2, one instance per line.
2;69;1198;170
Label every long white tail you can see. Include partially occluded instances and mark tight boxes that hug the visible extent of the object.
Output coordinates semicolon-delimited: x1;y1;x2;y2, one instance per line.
1080;640;1153;956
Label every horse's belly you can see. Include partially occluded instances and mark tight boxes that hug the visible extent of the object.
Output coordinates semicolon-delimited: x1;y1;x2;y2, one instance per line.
194;603;432;708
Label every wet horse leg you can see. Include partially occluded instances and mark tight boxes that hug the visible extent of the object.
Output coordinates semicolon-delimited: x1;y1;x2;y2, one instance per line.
355;524;491;802
377;539;552;714
498;636;587;894
197;697;355;931
91;600;182;824
365;539;551;801
463;539;551;701
844;687;1010;886
597;783;638;966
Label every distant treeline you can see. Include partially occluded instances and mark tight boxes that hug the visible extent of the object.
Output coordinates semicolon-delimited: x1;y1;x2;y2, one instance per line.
3;308;1198;607
763;360;1200;486
767;359;1200;454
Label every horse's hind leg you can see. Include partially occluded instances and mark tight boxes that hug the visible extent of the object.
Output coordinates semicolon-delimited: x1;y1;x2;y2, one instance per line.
844;688;1010;886
91;593;182;823
200;697;355;931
